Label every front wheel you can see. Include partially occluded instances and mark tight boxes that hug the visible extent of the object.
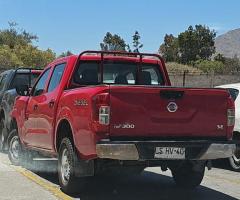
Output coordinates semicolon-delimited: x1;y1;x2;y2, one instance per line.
8;129;22;166
58;138;86;194
171;161;205;189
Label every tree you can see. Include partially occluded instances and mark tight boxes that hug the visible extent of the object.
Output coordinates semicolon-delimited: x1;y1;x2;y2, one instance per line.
0;22;38;49
100;32;127;51
214;53;225;62
132;31;143;52
160;25;216;64
0;45;22;68
178;25;216;63
159;34;179;62
15;45;56;68
223;55;240;73
0;22;56;68
58;50;73;58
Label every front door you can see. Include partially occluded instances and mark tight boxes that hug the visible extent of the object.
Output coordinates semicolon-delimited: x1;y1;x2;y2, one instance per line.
24;68;51;148
24;63;66;150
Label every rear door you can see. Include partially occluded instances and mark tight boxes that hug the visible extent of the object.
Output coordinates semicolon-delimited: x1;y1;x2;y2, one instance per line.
35;63;66;150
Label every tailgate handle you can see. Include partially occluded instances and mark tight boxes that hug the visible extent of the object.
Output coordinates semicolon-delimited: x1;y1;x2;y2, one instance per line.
160;91;184;99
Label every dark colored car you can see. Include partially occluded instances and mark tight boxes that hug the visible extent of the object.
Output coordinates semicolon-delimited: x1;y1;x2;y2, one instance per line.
0;68;42;150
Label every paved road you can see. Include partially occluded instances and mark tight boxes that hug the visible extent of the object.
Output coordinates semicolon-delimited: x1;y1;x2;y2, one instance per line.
1;152;240;200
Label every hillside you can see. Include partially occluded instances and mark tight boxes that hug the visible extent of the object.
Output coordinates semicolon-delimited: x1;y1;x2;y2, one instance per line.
215;28;240;58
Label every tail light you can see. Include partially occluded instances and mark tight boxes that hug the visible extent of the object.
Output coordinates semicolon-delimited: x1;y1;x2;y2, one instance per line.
227;109;235;126
227;95;235;139
99;106;110;125
92;93;110;134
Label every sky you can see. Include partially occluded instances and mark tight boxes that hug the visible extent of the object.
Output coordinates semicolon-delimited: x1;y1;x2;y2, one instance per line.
0;0;240;55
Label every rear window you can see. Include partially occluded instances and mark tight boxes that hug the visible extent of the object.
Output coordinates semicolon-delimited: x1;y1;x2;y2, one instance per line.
9;73;40;89
73;61;164;86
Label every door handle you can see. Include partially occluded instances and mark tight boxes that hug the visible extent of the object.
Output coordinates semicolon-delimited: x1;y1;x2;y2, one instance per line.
33;104;38;110
49;100;55;108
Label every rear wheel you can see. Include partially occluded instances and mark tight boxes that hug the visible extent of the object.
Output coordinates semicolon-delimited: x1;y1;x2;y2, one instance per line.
229;144;240;171
8;129;22;166
58;138;87;194
171;161;205;189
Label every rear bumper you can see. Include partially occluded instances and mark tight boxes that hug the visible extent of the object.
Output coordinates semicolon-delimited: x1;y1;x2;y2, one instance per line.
96;140;236;161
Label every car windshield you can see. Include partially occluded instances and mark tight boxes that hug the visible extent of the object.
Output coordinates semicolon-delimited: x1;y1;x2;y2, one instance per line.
73;61;165;86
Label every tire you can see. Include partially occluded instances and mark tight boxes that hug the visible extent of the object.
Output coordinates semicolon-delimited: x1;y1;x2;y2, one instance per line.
229;144;240;171
58;138;86;194
171;161;205;189
8;129;23;166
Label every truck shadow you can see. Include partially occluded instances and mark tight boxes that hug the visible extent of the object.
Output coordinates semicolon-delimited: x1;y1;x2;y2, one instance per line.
36;165;238;200
70;171;238;200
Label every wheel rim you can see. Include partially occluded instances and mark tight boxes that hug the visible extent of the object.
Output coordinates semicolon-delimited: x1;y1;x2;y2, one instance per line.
60;148;71;185
9;136;20;162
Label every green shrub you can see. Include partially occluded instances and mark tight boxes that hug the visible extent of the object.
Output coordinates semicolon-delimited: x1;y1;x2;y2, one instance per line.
193;60;225;74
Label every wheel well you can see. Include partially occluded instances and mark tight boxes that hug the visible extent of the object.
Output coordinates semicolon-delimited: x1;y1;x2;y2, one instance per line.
56;119;74;152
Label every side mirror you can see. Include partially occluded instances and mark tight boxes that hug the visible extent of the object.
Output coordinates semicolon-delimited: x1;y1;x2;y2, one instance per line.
15;85;30;96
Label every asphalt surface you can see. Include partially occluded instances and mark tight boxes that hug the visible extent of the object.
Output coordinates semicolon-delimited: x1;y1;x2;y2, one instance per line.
1;151;240;200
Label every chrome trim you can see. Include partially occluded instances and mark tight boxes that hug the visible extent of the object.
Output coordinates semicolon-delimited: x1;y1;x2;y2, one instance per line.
96;143;236;161
96;144;139;160
199;144;236;160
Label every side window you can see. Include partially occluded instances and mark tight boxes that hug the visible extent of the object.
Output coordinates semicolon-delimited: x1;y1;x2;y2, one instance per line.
73;62;99;85
0;74;8;91
48;63;66;92
32;68;51;96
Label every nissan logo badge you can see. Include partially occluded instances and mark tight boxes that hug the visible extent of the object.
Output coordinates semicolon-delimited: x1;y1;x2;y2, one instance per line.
167;102;178;113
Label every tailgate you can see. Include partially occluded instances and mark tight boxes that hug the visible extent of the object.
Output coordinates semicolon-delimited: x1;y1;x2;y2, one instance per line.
109;86;229;138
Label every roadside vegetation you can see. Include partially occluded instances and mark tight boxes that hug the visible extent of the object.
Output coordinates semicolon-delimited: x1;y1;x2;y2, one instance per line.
159;25;240;74
0;22;56;68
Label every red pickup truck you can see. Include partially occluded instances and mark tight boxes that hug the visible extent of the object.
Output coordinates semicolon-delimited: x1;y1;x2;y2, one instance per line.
9;51;236;194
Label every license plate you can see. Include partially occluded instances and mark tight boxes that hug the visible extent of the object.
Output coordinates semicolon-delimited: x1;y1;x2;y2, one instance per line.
154;147;185;159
